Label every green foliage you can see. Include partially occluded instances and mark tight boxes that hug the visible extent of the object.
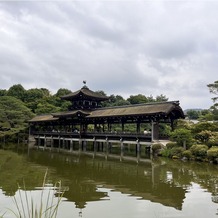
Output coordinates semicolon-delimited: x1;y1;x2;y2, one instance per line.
182;150;193;159
207;80;218;102
106;95;130;107
195;130;213;144
160;146;184;158
207;146;218;161
152;143;162;153
35;102;61;115
55;88;72;98
191;122;218;134
186;110;201;120
127;94;148;104
207;80;218;120
0;89;7;96
189;144;208;158
207;132;218;147
7;84;26;101
127;94;168;105
171;147;185;158
166;142;177;149
170;128;193;147
0;96;34;131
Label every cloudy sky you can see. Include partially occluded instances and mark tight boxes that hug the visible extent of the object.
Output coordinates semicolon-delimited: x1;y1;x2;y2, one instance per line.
0;0;217;110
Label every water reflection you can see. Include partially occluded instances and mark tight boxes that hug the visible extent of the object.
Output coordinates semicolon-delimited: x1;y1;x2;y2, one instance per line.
1;149;218;218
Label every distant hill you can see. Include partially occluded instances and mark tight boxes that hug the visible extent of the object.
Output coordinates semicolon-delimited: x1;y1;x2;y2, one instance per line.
184;108;204;114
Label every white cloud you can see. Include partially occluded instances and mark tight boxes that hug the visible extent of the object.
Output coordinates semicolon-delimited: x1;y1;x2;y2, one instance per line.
0;1;217;109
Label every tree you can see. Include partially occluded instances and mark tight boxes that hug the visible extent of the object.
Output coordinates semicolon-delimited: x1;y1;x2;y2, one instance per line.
55;88;72;98
0;96;34;130
207;80;218;102
0;89;7;96
7;84;26;101
207;80;218;120
186;110;200;120
155;94;168;102
170;128;193;149
127;94;148;104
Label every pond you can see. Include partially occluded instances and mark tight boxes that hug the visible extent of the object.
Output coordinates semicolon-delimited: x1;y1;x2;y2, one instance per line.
0;147;218;218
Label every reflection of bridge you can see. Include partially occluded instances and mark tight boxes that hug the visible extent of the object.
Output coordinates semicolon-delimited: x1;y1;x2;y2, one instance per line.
28;150;186;210
32;130;153;162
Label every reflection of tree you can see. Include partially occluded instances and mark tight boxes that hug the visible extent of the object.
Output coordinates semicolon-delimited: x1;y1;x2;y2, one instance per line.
2;149;218;212
0;150;47;195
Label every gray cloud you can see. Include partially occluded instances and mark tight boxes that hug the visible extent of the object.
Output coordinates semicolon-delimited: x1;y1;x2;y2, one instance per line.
0;1;217;109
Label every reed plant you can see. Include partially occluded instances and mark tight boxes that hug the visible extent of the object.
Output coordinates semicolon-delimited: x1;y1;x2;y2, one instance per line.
8;169;64;218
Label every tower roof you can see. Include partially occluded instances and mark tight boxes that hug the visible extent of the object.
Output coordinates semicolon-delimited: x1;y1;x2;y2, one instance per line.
61;85;109;101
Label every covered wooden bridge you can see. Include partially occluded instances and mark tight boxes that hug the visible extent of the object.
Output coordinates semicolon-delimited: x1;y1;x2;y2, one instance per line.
29;85;185;158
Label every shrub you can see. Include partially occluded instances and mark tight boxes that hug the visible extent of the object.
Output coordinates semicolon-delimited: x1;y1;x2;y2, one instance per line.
207;132;218;147
182;150;192;159
195;130;213;143
190;144;208;158
166;142;177;149
170;128;192;148
171;147;185;158
160;148;172;158
207;146;218;161
152;143;162;153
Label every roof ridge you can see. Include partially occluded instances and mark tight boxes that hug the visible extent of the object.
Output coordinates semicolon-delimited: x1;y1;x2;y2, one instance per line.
97;101;180;110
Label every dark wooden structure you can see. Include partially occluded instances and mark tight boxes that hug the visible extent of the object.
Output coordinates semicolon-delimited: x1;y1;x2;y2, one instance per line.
29;85;184;158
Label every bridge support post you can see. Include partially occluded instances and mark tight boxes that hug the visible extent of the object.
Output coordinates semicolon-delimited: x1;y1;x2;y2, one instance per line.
93;138;97;158
37;136;40;148
120;139;124;161
50;137;53;151
105;138;109;160
83;141;87;152
79;139;82;152
152;121;159;141
58;136;61;152
70;139;73;152
44;136;46;150
136;140;140;163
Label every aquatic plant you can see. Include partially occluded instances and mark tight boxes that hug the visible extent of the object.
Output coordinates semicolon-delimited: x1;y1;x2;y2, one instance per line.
8;170;63;218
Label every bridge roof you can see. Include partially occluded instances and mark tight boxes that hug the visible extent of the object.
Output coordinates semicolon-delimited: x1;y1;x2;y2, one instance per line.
29;101;184;123
87;101;184;119
29;114;59;123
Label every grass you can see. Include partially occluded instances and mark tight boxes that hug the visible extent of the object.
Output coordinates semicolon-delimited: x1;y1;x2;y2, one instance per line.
7;169;64;218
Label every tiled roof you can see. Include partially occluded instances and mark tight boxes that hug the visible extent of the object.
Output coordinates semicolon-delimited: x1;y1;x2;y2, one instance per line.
61;86;109;101
29;115;59;122
87;101;184;118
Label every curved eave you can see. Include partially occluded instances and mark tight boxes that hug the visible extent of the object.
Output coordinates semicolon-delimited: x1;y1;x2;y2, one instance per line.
86;101;185;120
52;110;91;118
61;87;109;101
29;115;59;123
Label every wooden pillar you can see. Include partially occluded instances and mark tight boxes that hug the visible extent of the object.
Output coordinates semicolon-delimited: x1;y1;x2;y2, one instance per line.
136;121;141;133
44;136;47;150
136;140;140;163
83;141;87;152
79;139;82;152
70;140;73;152
38;136;40;148
122;122;124;132
105;138;109;160
152;121;159;141
58;136;61;152
93;138;97;158
50;137;54;151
